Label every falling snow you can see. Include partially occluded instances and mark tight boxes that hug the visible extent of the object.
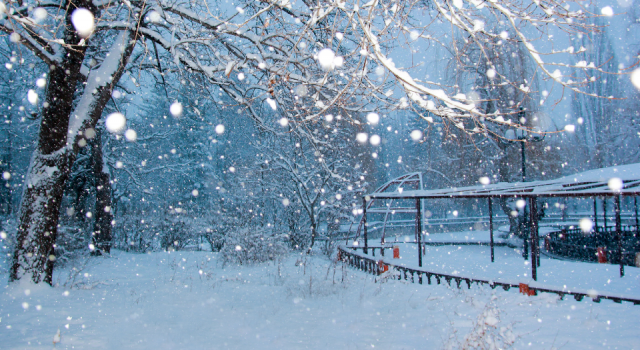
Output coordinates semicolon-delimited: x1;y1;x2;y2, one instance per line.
71;8;95;38
1;1;639;348
105;113;126;134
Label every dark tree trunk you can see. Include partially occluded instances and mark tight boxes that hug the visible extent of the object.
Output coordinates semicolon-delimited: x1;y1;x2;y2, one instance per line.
307;216;317;254
0;120;14;216
309;226;317;250
9;4;89;284
91;129;112;254
10;152;75;284
10;25;137;284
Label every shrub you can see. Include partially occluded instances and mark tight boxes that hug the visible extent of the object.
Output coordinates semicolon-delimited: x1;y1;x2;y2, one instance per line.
158;216;195;251
203;229;225;252
220;227;288;265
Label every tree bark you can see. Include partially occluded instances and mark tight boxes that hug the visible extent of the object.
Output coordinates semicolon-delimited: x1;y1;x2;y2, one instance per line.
308;220;317;254
9;4;89;284
91;128;112;255
10;27;137;284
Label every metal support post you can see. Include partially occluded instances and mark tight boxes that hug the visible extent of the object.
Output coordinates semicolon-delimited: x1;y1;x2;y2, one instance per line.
635;197;639;233
522;207;529;260
521;141;526;182
363;197;368;254
594;197;598;234
615;195;624;277
416;198;422;267
536;201;540;267
604;198;608;231
489;198;494;263
529;197;538;281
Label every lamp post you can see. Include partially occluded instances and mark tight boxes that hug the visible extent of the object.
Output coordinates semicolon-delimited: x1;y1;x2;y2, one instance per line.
503;108;545;260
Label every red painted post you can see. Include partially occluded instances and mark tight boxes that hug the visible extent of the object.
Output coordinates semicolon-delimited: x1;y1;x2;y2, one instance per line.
519;283;529;295
377;260;388;274
597;247;607;263
544;236;550;251
393;245;400;259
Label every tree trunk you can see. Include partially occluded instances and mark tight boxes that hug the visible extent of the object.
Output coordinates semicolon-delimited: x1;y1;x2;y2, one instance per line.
10;150;75;284
0;115;14;216
307;216;317;254
91;128;112;255
10;28;137;284
9;6;89;283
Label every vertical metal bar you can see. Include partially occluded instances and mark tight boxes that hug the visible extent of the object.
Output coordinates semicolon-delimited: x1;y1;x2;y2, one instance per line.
521;141;526;182
363;197;368;254
416;198;422;267
529;197;537;281
615;195;624;277
635;197;638;234
523;203;529;261
604;197;608;231
594;197;598;234
489;198;494;263
535;199;540;267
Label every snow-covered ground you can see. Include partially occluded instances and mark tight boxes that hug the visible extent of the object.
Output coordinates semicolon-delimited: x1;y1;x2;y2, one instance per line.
365;230;640;298
2;247;640;349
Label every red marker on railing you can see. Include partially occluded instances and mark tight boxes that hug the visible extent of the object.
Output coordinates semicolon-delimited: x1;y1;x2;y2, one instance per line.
377;260;388;274
519;283;536;296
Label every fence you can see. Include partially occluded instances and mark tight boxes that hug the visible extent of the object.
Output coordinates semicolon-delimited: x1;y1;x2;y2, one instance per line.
338;245;640;305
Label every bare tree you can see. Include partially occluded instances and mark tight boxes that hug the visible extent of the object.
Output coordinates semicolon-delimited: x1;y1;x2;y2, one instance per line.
1;0;608;283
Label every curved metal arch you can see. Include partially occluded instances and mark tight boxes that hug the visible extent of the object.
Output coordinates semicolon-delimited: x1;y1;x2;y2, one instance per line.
350;172;423;245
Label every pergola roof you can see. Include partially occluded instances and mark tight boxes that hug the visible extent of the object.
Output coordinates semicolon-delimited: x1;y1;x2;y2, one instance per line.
367;163;640;200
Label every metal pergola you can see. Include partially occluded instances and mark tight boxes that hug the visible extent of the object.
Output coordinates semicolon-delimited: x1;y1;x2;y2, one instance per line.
354;172;423;244
359;163;640;280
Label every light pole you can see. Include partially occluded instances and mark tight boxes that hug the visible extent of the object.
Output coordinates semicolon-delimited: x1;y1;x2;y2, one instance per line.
503;108;545;260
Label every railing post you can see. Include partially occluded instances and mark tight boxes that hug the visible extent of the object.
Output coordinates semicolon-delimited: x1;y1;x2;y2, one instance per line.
416;198;422;267
489;197;494;263
615;195;624;277
363;197;368;254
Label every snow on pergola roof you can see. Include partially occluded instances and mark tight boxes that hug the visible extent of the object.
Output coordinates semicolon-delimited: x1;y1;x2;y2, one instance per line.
367;163;640;200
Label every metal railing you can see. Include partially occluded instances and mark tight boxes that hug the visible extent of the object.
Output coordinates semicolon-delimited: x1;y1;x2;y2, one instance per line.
338;245;640;305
